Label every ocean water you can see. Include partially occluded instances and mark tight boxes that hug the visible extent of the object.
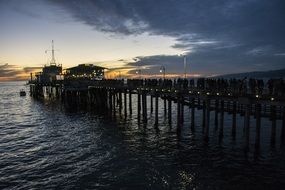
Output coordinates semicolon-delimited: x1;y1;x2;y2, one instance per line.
0;81;285;190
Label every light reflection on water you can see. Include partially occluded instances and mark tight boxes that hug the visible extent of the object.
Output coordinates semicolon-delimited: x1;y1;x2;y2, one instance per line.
0;81;285;190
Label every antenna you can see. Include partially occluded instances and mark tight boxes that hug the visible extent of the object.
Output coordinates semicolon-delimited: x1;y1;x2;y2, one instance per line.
46;40;57;66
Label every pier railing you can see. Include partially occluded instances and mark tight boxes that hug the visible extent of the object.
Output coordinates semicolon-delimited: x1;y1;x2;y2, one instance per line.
29;78;285;150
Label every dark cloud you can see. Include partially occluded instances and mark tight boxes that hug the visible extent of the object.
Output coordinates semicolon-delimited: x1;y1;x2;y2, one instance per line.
0;64;42;80
23;66;43;73
47;0;285;75
0;63;22;78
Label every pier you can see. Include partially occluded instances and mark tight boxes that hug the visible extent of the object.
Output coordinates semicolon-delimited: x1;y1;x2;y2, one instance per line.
29;77;285;151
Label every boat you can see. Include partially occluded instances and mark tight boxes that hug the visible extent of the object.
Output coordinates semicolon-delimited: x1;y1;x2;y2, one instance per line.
20;89;26;96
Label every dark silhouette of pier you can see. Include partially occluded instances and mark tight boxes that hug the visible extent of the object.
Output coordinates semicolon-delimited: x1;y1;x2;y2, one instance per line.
29;78;285;152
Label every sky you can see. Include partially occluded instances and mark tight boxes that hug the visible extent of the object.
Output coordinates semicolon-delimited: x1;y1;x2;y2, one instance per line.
0;0;285;81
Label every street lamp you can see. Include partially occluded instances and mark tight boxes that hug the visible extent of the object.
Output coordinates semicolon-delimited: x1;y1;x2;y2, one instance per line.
160;65;166;80
135;69;141;78
179;54;187;79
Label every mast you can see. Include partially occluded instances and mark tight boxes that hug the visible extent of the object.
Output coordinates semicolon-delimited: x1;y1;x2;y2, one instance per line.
50;40;56;65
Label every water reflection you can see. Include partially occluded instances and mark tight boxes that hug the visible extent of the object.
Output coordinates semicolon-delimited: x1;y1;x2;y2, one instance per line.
1;82;285;189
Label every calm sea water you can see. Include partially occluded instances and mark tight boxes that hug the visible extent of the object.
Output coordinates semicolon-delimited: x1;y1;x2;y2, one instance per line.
1;81;285;190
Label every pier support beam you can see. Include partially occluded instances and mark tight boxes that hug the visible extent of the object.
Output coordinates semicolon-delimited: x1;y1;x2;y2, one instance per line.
232;101;237;137
155;95;159;126
215;100;219;130
204;98;210;141
255;103;261;149
271;105;277;147
124;90;127;117
191;98;195;130
244;103;251;151
168;99;172;124
142;92;147;123
129;91;132;115
137;92;141;122
281;107;285;146
219;100;224;139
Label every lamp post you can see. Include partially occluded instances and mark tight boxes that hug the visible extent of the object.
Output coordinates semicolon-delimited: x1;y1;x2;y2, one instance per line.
135;69;141;79
160;66;166;80
179;54;187;79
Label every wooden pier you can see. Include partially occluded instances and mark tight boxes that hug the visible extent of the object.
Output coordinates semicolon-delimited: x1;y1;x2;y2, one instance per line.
29;78;285;151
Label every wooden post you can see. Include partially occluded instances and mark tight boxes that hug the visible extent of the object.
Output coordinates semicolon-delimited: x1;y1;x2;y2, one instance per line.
215;99;219;130
219;100;224;138
142;92;147;123
168;99;172;124
129;91;132;115
124;90;127;117
191;98;195;130
205;98;210;141
112;91;116;113
255;103;261;149
155;95;159;126
232;101;237;137
202;100;206;130
244;103;250;151
150;96;153;113
271;105;276;147
180;96;184;123
164;98;167;116
119;91;122;116
281;106;285;146
138;92;141;122
177;96;181;126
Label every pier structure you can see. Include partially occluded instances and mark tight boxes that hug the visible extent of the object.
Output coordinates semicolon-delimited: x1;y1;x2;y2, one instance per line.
30;77;285;151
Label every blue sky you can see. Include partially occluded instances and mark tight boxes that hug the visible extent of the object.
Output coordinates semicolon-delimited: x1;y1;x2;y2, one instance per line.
0;0;285;80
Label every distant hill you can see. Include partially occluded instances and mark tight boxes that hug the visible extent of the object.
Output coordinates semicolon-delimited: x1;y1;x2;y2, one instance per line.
217;68;285;79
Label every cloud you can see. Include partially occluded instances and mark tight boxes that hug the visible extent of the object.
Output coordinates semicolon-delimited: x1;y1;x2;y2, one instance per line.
46;0;285;75
0;63;42;81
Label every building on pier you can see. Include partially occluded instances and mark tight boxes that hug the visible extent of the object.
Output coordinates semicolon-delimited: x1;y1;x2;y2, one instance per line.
32;40;63;83
65;64;106;80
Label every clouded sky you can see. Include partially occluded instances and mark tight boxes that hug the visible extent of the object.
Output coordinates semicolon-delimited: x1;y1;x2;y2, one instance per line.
0;0;285;80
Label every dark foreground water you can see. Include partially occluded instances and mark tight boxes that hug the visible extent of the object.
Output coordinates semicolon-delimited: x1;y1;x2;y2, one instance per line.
1;81;285;190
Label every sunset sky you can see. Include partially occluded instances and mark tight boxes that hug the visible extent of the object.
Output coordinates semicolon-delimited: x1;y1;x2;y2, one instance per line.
0;0;285;81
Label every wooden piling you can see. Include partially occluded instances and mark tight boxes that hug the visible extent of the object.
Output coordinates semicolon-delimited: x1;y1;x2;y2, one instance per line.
232;101;237;137
271;105;277;147
191;98;195;129
244;103;250;151
215;99;219;130
155;95;159;126
255;103;261;149
129;91;132;115
124;90;127;117
168;99;172;124
205;98;210;141
219;100;224;138
138;92;141;121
